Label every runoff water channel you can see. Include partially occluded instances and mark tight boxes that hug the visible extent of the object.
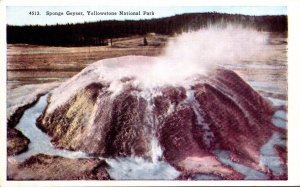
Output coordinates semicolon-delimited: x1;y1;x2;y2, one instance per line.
14;94;88;162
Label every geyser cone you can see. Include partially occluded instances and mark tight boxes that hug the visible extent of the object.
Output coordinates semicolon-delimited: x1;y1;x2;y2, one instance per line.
36;55;283;179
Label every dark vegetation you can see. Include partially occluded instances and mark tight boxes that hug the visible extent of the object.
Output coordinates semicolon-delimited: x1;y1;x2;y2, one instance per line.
7;12;287;46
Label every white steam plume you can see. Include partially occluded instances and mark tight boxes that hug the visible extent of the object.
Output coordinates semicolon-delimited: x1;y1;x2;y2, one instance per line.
158;25;268;77
136;24;270;87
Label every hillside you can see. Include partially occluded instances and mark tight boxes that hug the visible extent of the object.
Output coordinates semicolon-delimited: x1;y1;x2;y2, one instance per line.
7;12;287;46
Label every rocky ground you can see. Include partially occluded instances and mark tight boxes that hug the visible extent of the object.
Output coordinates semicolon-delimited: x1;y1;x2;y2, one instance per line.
7;154;110;180
7;128;29;156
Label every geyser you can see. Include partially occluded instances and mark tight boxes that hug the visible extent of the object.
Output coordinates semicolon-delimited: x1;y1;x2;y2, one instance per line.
36;26;286;179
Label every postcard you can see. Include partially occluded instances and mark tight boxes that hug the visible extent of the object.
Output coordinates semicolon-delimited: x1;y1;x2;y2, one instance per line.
1;0;300;186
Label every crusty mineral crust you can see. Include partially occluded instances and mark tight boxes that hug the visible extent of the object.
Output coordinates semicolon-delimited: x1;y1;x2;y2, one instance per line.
37;57;285;179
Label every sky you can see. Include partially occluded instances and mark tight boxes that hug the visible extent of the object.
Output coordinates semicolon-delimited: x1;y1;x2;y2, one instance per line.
6;6;287;26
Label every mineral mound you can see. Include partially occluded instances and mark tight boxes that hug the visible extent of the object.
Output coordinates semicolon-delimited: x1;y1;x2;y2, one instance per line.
37;56;285;179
